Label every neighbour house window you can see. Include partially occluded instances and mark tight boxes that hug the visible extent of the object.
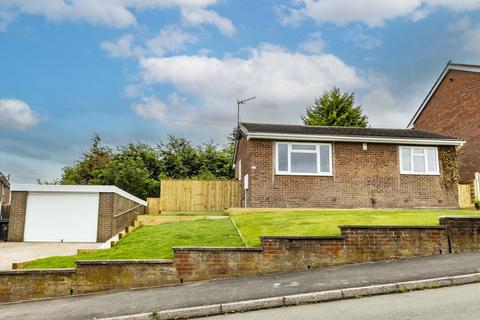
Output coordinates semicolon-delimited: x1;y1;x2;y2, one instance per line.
275;142;332;175
399;146;439;175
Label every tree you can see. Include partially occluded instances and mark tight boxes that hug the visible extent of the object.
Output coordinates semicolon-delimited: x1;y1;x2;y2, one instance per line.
301;87;369;127
53;133;234;199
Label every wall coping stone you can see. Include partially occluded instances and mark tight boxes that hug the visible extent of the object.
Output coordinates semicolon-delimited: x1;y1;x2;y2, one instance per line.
75;259;173;265
439;216;480;219
339;225;446;230
0;269;76;275
173;246;262;252
260;236;345;240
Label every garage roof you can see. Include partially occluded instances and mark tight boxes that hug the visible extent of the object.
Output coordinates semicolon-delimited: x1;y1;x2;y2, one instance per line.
11;185;147;206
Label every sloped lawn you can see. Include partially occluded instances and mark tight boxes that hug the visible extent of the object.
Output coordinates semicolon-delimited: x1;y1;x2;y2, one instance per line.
231;209;480;247
22;219;244;269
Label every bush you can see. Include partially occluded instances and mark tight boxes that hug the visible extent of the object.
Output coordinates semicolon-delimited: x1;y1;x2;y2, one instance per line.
475;199;480;210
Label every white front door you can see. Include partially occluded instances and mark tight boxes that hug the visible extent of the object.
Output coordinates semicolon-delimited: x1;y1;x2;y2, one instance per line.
24;192;99;242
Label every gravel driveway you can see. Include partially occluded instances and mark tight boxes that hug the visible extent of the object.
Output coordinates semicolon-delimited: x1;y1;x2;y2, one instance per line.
0;242;101;270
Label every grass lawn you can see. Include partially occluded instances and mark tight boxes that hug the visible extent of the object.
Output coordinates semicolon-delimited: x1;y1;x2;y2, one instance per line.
22;219;244;269
231;209;480;247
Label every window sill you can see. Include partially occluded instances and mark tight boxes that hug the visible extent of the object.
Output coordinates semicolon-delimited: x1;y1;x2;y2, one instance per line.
275;172;333;177
400;172;440;176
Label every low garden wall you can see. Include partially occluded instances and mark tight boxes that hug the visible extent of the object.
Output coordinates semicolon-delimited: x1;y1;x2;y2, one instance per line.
1;216;480;303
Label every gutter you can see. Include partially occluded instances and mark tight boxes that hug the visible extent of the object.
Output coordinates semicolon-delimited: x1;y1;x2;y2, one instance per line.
245;132;464;147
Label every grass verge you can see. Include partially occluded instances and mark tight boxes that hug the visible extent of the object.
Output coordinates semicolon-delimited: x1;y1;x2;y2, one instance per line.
22;219;244;269
231;209;480;247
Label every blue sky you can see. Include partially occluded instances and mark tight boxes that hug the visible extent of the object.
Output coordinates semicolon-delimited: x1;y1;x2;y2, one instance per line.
1;0;480;183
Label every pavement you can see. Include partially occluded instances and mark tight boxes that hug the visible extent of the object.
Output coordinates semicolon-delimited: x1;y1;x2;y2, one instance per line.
207;283;480;320
0;242;100;269
1;251;480;320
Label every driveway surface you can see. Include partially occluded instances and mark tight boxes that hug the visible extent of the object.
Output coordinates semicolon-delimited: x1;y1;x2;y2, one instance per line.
209;283;480;320
0;242;100;269
1;251;480;320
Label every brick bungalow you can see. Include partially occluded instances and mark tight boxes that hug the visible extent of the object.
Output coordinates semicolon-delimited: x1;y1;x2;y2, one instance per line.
234;122;464;209
408;62;480;186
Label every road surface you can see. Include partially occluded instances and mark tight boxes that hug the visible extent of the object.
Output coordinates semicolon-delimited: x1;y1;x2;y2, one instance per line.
209;283;480;320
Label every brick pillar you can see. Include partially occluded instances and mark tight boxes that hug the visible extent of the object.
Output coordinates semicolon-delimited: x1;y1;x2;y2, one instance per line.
7;191;28;242
96;193;114;242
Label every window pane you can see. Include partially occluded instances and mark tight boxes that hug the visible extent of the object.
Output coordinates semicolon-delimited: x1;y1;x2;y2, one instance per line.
427;149;438;172
413;148;425;155
291;152;317;173
413;155;426;172
291;144;316;151
277;144;288;171
401;148;411;171
319;145;330;173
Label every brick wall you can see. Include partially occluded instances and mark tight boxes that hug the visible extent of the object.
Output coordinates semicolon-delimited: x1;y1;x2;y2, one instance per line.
0;269;75;302
413;69;480;183
73;260;177;294
440;216;480;253
236;138;458;208
174;226;448;281
7;191;27;241
97;193;145;242
1;216;480;303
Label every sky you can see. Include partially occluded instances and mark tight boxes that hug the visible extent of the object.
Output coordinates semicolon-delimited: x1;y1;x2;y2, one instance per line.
1;0;480;183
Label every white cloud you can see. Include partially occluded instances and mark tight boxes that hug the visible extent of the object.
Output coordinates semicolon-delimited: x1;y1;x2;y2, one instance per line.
180;7;235;36
299;32;325;53
101;34;142;58
136;44;366;126
281;0;480;27
146;26;198;56
448;17;471;31
0;10;15;31
463;25;480;53
0;99;39;129
131;96;167;121
346;28;382;49
0;0;234;35
101;26;197;58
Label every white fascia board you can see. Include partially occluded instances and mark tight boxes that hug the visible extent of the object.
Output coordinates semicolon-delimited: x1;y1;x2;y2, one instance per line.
408;64;480;128
11;184;147;206
246;132;464;146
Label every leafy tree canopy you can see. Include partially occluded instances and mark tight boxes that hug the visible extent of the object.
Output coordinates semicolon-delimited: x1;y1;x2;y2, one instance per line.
56;134;234;199
301;87;369;127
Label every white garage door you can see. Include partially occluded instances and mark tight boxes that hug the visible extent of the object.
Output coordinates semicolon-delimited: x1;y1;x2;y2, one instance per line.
24;192;99;242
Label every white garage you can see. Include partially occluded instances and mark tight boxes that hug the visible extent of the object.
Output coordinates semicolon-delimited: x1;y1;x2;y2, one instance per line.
8;185;147;243
24;192;100;242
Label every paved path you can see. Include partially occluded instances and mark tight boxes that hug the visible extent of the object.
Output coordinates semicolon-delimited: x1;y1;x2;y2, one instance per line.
1;252;480;320
0;242;100;269
208;283;480;320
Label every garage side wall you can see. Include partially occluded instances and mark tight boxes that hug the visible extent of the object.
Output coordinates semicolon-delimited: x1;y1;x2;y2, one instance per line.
97;193;145;242
7;191;27;242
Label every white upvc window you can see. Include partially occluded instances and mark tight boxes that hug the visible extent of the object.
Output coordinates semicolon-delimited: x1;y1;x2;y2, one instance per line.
399;146;439;175
275;142;332;176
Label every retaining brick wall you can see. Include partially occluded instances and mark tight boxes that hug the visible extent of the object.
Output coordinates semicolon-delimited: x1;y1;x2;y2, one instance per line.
1;216;480;303
174;226;448;281
440;216;480;253
236;139;458;208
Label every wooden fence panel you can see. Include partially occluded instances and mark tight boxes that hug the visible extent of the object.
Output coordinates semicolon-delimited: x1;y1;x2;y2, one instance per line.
459;183;473;208
148;180;241;213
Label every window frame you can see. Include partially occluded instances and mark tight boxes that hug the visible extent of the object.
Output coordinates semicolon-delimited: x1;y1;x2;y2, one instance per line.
399;146;440;175
275;141;333;176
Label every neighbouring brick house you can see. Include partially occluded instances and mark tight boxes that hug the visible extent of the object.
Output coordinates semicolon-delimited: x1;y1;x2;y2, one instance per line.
233;122;463;208
409;62;480;186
